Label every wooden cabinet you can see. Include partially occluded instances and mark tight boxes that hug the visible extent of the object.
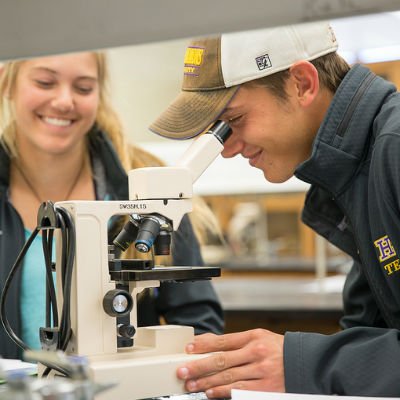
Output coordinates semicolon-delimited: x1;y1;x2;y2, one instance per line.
204;192;317;259
366;60;400;88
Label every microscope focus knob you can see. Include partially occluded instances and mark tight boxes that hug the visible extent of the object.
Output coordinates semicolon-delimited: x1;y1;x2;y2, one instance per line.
118;324;136;338
103;289;133;317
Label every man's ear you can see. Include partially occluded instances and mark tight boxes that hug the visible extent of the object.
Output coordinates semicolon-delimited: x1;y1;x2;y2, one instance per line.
289;61;319;108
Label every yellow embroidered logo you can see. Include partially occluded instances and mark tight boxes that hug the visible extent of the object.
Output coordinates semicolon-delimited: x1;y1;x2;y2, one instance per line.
374;235;396;262
383;258;400;276
183;66;197;74
184;47;204;66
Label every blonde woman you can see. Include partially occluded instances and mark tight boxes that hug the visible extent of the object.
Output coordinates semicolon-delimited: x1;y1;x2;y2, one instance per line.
0;52;223;359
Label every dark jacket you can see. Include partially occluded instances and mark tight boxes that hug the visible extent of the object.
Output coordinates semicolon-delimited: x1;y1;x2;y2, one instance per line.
284;64;400;395
0;128;224;359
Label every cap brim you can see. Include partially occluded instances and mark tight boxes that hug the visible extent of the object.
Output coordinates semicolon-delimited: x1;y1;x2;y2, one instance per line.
149;86;238;140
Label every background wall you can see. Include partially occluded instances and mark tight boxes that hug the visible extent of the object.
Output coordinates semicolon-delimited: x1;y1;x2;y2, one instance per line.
107;39;186;144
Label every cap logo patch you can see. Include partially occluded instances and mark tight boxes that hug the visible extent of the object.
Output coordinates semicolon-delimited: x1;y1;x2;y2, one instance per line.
183;46;204;76
255;54;272;71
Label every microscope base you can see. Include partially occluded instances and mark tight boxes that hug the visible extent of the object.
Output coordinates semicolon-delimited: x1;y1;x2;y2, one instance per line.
88;325;206;400
91;351;204;400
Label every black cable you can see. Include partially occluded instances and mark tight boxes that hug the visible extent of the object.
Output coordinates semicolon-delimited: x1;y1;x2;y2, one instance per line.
58;215;68;287
47;228;56;325
56;207;75;351
0;202;76;377
39;212;70;378
0;227;40;351
44;230;51;327
42;364;70;378
43;229;58;327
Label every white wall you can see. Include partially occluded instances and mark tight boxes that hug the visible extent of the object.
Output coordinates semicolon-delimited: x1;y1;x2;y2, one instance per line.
107;39;187;143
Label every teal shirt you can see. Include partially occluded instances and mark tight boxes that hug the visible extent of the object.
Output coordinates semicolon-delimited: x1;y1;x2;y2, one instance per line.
21;230;55;350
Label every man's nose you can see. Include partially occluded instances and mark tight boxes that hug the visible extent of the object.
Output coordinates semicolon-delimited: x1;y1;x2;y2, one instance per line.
221;132;244;158
51;86;74;113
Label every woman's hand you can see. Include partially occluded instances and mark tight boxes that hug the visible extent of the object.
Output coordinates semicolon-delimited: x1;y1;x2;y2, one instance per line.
177;329;285;399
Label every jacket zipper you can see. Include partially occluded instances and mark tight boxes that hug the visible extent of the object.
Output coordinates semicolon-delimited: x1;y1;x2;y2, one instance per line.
336;72;376;138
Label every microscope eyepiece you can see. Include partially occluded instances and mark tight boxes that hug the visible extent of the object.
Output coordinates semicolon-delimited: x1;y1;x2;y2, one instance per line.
207;120;232;144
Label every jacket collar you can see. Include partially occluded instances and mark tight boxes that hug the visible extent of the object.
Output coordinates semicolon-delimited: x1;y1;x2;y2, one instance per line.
0;141;10;191
295;64;396;196
88;127;129;200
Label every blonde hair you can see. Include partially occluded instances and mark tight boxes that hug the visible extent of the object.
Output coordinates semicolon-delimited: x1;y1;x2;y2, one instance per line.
0;52;221;262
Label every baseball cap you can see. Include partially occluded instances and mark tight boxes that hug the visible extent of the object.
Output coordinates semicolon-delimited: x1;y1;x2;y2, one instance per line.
149;21;338;140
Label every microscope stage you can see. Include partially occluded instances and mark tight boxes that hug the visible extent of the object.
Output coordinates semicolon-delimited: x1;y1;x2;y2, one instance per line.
110;266;221;282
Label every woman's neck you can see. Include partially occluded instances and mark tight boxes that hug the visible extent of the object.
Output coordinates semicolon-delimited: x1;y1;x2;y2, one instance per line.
9;143;96;230
14;138;89;194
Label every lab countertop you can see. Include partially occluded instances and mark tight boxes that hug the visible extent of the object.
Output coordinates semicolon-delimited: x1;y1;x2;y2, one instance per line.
212;274;345;312
209;255;351;273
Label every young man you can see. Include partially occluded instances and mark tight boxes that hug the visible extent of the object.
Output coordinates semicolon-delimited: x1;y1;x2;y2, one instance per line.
149;21;400;397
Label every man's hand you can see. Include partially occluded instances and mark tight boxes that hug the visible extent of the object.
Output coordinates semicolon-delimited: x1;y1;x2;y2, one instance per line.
177;329;285;399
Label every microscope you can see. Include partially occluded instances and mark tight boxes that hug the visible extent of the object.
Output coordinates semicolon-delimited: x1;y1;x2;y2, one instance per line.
25;120;231;400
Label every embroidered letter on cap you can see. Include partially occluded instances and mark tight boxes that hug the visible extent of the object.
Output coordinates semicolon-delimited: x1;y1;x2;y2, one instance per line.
374;235;397;262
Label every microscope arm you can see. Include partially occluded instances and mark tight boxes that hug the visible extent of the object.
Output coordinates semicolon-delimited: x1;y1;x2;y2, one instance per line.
176;120;232;183
128;121;231;227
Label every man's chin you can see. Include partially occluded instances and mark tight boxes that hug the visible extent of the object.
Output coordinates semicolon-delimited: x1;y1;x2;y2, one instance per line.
262;169;293;184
